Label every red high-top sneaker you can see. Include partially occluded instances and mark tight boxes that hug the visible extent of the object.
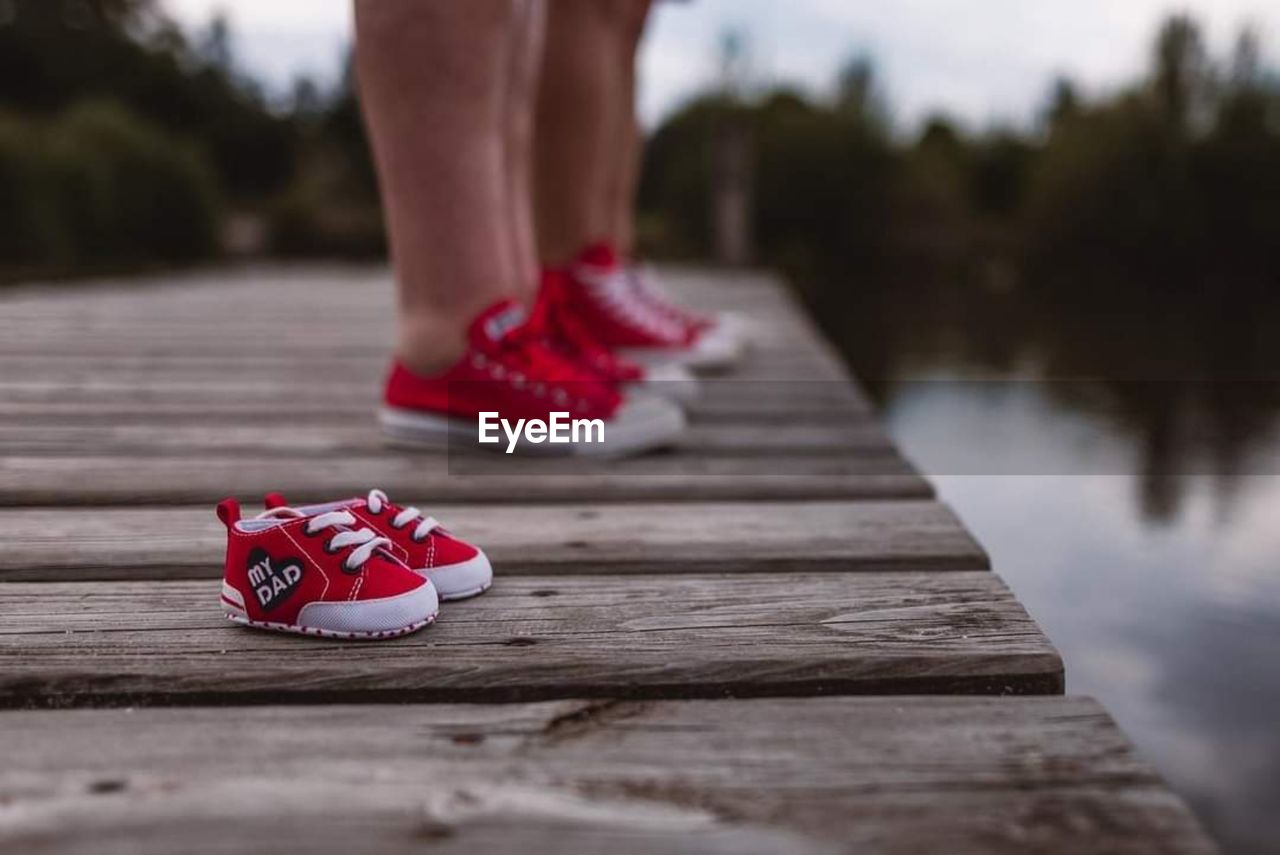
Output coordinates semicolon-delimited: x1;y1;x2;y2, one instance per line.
215;498;438;639
264;489;492;601
379;298;685;456
533;269;699;403
561;242;747;372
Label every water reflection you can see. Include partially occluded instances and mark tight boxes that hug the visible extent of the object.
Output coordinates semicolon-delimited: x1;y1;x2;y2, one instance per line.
816;270;1280;521
811;271;1280;854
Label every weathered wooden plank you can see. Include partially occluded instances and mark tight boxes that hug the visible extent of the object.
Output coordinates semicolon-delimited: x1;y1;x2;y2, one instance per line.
0;397;872;425
0;500;986;581
0;697;1216;854
0;453;931;505
0;351;851;382
0;419;892;458
0;266;856;386
0;379;867;417
0;572;1061;707
0;264;791;314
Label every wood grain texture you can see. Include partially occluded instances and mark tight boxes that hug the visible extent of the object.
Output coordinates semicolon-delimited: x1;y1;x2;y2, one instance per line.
0;452;932;505
0;396;872;425
0;697;1217;854
0;572;1061;707
0;264;852;374
0;419;894;457
0;383;871;424
0;501;986;581
0;266;1212;854
0;351;852;382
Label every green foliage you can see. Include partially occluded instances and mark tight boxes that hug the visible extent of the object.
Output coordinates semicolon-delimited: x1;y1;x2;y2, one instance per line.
265;57;385;258
752;91;895;277
637;94;727;257
0;113;66;265
642;14;1280;293
639;86;895;280
0;0;299;201
1024;17;1280;287
1025;97;1205;274
0;102;221;272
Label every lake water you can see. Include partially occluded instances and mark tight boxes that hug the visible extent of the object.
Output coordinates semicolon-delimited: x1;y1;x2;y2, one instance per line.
814;272;1280;855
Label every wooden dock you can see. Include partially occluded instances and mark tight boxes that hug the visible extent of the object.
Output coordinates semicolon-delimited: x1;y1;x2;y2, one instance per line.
0;266;1215;852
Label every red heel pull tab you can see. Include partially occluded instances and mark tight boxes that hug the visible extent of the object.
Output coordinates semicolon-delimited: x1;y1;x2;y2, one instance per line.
216;498;241;530
263;492;288;510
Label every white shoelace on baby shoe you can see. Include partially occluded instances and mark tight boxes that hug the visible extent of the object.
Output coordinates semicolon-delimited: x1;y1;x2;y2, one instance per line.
366;489;443;544
256;507;392;572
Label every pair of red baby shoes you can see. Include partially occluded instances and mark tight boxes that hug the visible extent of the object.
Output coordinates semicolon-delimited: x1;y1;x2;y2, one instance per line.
215;488;491;640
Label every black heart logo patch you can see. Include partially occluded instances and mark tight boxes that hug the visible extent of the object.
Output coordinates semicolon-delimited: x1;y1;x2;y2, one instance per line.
246;547;305;612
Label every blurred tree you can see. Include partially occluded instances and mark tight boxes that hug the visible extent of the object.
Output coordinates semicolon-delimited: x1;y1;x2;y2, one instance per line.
0;0;298;201
894;115;970;256
752;89;895;282
835;53;887;129
1194;27;1280;278
0;101;220;272
269;55;385;257
636;95;727;258
971;133;1034;218
1150;14;1213;138
1043;77;1080;130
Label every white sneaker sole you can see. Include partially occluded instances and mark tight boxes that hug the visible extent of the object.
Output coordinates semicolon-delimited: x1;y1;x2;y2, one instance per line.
420;552;494;601
380;394;685;458
630;362;700;403
224;610;436;640
619;320;747;373
221;580;438;639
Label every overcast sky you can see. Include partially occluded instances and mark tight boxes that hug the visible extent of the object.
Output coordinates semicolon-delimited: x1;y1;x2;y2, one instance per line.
164;0;1280;131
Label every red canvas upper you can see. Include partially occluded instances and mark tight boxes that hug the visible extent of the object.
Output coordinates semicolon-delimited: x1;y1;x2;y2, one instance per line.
215;497;427;627
559;241;707;349
264;490;479;573
383;298;623;422
626;261;715;335
530;269;645;385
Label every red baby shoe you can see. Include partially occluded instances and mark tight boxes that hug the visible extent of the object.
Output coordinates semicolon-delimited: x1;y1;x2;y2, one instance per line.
216;497;438;639
264;489;492;601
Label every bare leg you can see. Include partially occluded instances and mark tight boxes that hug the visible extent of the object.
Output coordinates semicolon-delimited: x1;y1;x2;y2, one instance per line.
503;0;547;298
535;0;648;265
355;0;519;373
603;0;652;256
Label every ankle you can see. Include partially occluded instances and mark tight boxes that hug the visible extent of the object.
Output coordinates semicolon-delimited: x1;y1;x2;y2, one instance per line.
396;318;467;376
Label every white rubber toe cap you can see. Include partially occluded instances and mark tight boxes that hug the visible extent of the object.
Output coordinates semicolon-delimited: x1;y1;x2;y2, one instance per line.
687;321;747;372
633;362;700;403
297;579;439;635
578;393;685;457
424;551;494;601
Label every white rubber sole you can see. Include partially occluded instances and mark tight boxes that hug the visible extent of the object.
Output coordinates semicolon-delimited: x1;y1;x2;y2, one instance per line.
221;579;439;639
619;320;747;373
630;361;700;403
224;610;436;640
420;552;494;601
380;394;685;458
